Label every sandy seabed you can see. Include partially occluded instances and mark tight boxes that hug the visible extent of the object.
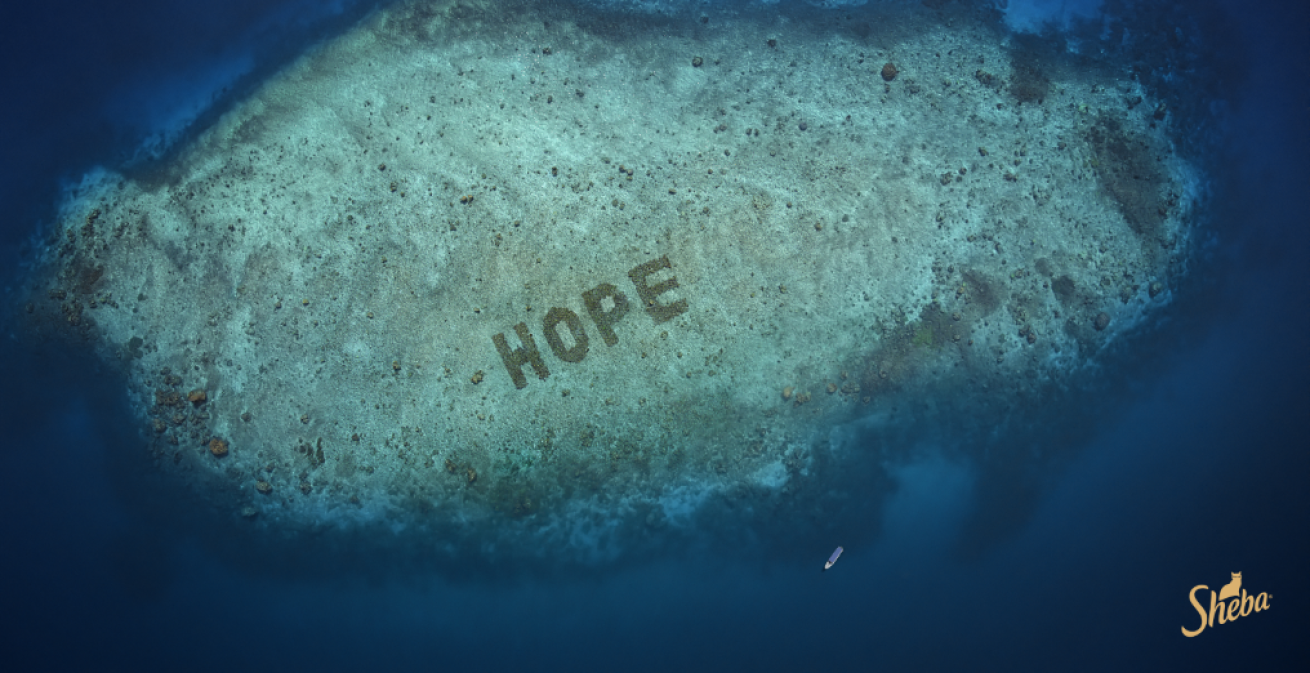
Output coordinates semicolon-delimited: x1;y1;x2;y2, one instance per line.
21;0;1200;564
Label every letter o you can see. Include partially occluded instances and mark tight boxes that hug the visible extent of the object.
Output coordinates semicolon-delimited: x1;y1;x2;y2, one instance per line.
543;307;589;363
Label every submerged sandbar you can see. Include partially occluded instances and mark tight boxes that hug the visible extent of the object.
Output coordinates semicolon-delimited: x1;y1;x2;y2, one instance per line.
22;0;1199;561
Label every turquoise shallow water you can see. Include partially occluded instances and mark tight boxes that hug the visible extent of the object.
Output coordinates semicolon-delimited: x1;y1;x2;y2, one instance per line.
1;1;1306;670
18;0;1205;565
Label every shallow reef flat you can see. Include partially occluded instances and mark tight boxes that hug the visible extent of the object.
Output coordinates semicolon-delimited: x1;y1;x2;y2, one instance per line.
22;0;1200;562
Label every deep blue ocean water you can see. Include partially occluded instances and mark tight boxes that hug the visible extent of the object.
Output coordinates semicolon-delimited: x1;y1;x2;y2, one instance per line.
1;1;1306;671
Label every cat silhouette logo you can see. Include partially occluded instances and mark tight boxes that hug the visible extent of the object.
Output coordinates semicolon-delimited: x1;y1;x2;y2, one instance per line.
1182;571;1271;637
1218;572;1242;601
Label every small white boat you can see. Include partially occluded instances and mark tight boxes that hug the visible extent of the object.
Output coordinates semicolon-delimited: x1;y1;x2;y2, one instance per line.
823;546;843;571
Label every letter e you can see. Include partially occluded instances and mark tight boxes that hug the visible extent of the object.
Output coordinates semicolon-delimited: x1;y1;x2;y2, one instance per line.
628;255;688;323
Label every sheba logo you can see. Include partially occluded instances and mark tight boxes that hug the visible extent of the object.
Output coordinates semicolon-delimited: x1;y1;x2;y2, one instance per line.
1181;572;1272;638
492;255;688;389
